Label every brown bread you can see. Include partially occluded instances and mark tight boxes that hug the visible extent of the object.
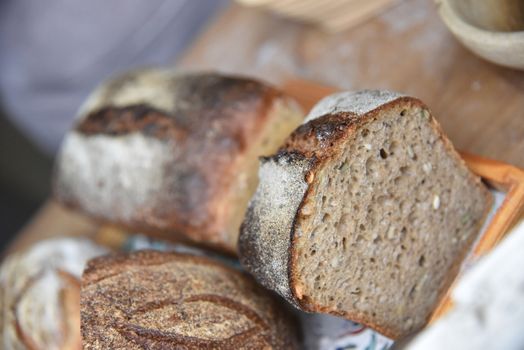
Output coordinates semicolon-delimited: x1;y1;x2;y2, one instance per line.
239;90;492;339
53;69;304;254
81;250;299;349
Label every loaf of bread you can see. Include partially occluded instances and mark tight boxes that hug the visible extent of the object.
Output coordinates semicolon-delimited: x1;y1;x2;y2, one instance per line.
53;69;304;254
0;238;107;350
239;90;492;339
81;250;299;349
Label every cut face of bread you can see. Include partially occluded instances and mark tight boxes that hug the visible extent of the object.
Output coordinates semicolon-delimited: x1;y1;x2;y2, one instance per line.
53;69;303;253
239;90;491;339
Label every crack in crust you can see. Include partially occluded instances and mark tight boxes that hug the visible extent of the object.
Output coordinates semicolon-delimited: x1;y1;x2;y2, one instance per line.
113;294;271;349
77;104;187;140
114;323;261;349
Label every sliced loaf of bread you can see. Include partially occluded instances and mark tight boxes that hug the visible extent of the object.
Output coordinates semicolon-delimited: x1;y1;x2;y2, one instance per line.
239;90;492;338
53;69;304;254
81;250;299;349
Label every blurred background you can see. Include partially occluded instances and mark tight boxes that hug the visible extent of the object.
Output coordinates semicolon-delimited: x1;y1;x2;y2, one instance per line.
0;0;228;248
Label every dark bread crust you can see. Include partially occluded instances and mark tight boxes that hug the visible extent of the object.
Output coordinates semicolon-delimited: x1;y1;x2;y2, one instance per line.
54;71;303;254
76;104;186;140
239;93;492;339
81;250;299;349
77;74;279;147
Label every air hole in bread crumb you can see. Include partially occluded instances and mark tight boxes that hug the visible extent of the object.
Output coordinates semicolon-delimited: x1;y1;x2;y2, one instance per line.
355;235;364;243
311;249;316;256
400;110;407;116
359;224;365;231
370;257;376;263
380;148;388;159
365;157;375;174
342;237;347;250
322;213;330;223
390;141;399;155
362;129;369;137
418;255;426;267
401;244;407;250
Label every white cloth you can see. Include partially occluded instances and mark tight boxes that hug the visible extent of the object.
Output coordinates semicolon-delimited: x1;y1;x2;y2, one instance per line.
407;216;524;350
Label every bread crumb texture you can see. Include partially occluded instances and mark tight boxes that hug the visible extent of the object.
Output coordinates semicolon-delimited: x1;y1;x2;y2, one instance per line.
240;90;491;339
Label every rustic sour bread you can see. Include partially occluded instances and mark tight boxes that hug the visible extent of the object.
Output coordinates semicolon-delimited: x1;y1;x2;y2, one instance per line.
53;69;303;254
81;250;299;349
0;238;107;350
239;90;492;339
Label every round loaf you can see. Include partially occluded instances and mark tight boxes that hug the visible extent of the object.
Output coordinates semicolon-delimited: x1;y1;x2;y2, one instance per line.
0;238;107;350
81;250;299;349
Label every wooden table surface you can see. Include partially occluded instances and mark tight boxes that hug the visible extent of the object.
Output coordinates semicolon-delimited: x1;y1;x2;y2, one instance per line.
8;0;524;253
178;0;524;168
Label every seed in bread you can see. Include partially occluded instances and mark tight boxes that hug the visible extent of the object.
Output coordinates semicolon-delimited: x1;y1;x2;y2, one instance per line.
239;90;492;339
0;238;107;350
81;250;299;349
53;69;304;254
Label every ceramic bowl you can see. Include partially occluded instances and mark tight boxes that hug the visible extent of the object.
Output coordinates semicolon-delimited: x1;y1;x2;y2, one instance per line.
436;0;524;70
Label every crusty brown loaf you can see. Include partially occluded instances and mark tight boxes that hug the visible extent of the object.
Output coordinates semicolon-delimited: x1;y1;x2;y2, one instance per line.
0;238;107;350
53;69;304;254
81;250;299;349
239;90;492;339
